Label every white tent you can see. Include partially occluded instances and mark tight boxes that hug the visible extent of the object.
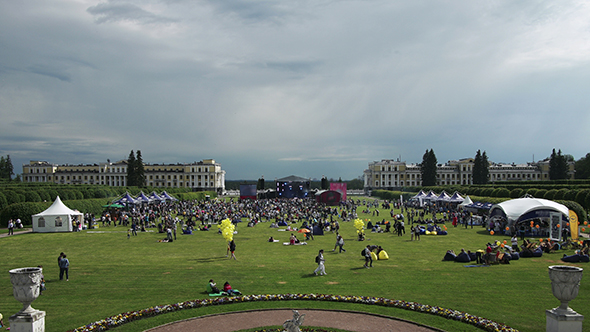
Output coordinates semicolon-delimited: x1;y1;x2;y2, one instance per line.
459;195;473;208
32;196;83;233
488;197;569;226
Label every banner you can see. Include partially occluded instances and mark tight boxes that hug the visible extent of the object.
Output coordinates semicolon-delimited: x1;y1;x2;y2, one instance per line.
549;212;561;241
569;210;579;240
330;182;347;201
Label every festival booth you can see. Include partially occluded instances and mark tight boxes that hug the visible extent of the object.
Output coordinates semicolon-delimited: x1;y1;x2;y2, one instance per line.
32;196;83;232
412;190;427;199
448;192;465;204
160;191;178;201
488;197;569;239
113;192;137;206
149;191;165;202
135;191;152;204
458;195;473;208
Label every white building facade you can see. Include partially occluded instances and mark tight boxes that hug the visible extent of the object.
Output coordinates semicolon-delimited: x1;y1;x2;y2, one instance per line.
22;159;226;194
363;158;574;192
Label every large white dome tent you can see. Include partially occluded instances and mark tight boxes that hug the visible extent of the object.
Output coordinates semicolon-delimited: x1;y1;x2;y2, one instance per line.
488;196;570;239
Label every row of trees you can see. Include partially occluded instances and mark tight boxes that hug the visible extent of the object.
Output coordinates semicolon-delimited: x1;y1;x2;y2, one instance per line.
0;155;14;180
574;153;590;179
127;150;146;187
420;149;437;186
472;150;489;184
549;149;570;180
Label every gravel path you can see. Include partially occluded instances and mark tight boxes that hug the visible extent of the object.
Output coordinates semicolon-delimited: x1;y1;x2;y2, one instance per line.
146;308;444;332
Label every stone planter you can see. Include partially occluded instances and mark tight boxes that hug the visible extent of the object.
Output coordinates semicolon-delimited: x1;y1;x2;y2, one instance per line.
9;267;43;315
9;267;46;332
548;265;583;314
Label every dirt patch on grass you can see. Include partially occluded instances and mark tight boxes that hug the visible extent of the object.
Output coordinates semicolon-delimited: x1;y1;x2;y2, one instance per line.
257;265;266;267
163;272;171;274
277;281;287;284
326;281;339;285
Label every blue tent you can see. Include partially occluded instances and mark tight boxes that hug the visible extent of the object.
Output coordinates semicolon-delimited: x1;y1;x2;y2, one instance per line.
149;191;165;202
448;192;465;203
160;191;178;201
113;192;137;205
135;192;151;204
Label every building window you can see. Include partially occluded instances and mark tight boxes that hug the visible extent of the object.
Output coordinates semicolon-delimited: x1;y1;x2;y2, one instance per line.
38;217;45;227
55;216;63;227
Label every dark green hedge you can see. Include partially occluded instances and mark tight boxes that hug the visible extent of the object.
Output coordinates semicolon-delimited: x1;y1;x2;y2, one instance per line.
0;198;109;227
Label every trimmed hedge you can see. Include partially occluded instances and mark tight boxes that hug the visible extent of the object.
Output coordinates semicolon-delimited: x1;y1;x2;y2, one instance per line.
556;200;587;223
0;198;109;227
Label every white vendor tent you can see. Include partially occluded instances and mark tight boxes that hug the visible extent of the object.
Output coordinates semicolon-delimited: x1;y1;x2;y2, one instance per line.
32;196;83;232
459;195;473;208
488;197;569;226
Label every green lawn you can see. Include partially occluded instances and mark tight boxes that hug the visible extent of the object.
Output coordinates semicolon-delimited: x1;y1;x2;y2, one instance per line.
0;200;588;332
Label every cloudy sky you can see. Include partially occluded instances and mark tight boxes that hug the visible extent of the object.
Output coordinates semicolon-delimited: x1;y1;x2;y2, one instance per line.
1;1;589;180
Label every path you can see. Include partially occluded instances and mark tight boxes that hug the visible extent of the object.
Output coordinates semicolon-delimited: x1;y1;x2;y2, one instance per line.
0;229;32;238
146;309;444;332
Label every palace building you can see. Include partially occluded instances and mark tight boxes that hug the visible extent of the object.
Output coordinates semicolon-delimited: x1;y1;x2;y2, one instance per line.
363;158;574;192
22;159;226;194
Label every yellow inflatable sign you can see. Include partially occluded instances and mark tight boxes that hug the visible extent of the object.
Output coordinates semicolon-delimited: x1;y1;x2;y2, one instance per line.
569;210;579;240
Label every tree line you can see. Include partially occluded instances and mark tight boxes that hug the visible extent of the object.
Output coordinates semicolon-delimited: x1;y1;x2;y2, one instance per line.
0;155;15;181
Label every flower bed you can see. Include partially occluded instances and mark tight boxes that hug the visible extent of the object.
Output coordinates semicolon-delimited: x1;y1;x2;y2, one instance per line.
68;294;519;332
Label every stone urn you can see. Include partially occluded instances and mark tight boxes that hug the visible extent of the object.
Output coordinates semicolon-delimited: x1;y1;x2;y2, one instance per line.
548;265;583;314
9;267;43;315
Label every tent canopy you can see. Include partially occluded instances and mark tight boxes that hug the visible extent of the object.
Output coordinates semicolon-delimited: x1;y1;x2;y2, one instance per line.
424;191;438;200
412;190;427;199
135;191;151;203
113;192;137;205
436;191;451;201
459;195;473;207
448;192;465;203
160;191;178;201
149;191;165;202
489;197;569;225
32;196;82;232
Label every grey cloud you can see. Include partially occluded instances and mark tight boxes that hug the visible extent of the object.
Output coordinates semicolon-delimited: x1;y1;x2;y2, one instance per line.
203;0;292;23
27;65;71;82
87;2;178;25
260;60;323;74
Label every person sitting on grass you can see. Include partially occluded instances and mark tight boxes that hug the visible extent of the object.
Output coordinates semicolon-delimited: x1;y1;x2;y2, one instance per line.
208;279;222;294
223;281;241;296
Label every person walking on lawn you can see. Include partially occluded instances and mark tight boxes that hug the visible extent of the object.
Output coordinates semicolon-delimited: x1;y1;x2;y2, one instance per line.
314;249;326;275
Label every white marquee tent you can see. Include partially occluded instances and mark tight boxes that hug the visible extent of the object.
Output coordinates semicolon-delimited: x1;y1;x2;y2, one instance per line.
32;196;83;232
488;197;569;226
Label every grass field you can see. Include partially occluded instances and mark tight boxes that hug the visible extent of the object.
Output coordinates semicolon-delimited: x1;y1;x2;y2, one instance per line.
0;198;588;332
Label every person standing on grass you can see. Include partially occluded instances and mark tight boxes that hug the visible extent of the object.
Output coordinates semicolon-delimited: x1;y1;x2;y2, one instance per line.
59;254;70;281
337;234;345;253
229;240;237;260
314;249;326;275
8;219;14;235
363;245;373;268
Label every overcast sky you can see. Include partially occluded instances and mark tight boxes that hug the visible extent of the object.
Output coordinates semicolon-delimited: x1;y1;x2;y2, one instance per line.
1;1;589;180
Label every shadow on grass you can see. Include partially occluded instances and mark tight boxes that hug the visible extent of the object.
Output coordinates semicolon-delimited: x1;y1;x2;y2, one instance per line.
189;256;228;263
